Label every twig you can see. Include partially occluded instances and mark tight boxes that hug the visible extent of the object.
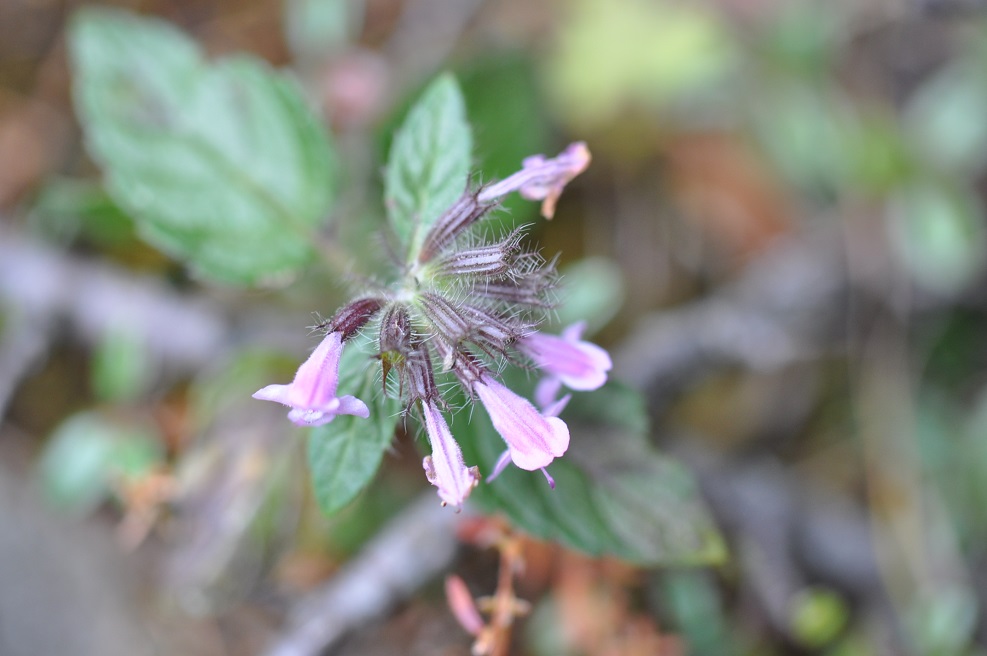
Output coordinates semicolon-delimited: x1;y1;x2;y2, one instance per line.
614;227;847;414
0;229;229;375
0;311;52;419
263;493;464;656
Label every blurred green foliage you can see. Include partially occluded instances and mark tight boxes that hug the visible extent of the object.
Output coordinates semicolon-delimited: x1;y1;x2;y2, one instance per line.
307;333;402;515
459;378;725;565
70;8;337;285
384;74;471;260
37;411;163;516
20;0;987;652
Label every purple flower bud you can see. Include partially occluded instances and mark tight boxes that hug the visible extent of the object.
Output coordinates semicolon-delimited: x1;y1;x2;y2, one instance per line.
253;332;370;426
519;322;612;408
329;297;384;340
435;243;511;278
419;190;495;263
405;344;439;402
432;228;524;279
459;304;525;348
475;278;553;308
478;142;591;219
421;399;480;508
473;375;570;471
419;292;471;343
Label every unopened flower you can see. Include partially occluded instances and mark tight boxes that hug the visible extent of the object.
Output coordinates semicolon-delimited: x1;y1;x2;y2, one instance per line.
473;375;570;471
253;331;370;427
422;400;480;508
519;321;612;409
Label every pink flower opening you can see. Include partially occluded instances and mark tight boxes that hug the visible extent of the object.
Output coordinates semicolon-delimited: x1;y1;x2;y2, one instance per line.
473;376;570;471
520;322;612;409
421;400;480;508
252;332;370;427
477;142;592;219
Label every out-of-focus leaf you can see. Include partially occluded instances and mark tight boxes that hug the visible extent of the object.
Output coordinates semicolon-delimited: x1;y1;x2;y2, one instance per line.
889;183;986;296
460;54;550;225
285;0;361;65
70;8;336;285
749;82;851;200
37;411;163;515
758;1;844;77
789;587;849;648
545;0;733;127
905;60;987;175
906;586;978;656
308;334;401;515
657;570;738;656
168;402;303;615
555;257;625;335
384;74;471;259
30;178;134;245
91;327;153;403
191;350;296;430
844;113;914;194
459;380;725;564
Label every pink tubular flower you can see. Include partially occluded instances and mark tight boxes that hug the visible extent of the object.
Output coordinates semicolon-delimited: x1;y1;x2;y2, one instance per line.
473;376;570;471
519;322;612;410
478;142;591;219
252;332;369;427
421;400;480;508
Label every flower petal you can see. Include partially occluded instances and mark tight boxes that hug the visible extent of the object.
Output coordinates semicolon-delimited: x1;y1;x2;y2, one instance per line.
422;401;479;507
253;331;370;428
474;377;570;471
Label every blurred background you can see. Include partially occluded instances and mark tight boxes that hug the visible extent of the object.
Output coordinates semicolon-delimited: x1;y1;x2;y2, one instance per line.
3;0;987;654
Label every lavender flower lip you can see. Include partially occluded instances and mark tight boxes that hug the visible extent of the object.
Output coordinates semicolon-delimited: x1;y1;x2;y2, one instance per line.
421;399;480;508
253;143;602;508
252;331;370;427
473;375;570;471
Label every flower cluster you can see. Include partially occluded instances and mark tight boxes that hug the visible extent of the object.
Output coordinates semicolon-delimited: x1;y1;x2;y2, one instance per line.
254;143;611;508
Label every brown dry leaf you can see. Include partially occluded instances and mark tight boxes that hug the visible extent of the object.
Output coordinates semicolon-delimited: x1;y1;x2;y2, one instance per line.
0;94;66;207
554;551;629;652
665;131;793;267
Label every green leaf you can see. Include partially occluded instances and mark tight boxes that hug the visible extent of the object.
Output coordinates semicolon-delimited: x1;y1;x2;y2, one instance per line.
307;335;401;515
70;8;336;285
458;380;726;565
554;257;626;335
749;81;852;200
37;411;164;516
285;0;361;65
789;587;850;648
30;178;134;245
460;54;550;227
384;74;472;259
545;0;733;127
889;182;986;296
905;59;987;175
92;327;154;403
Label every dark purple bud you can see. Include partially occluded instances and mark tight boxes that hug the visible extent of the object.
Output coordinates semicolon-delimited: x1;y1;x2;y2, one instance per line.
405;345;439;402
419;292;471;343
419;190;495;263
434;243;511;278
378;304;413;355
330;297;384;340
475;277;553;308
432;228;524;279
460;304;525;349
